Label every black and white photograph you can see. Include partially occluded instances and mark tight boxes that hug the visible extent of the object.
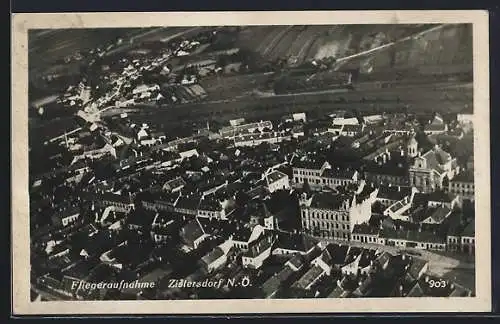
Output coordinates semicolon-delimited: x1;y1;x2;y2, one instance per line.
11;11;491;314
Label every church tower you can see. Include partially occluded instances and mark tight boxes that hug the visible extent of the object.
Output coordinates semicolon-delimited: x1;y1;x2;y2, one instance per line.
407;133;418;158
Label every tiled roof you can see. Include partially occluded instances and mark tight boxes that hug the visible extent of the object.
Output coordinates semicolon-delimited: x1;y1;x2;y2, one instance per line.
310;192;350;210
201;247;225;266
180;220;205;245
266;170;288;183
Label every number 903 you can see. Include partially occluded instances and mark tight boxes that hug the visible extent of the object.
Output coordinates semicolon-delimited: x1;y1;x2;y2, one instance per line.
428;279;447;288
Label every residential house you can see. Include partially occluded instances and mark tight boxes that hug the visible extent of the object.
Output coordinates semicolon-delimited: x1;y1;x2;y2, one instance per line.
407;258;429;281
460;222;475;255
242;233;275;269
424;114;448;135
341;124;365;137
265;170;290;193
230;224;265;251
260;264;296;299
448;170;475;201
180;220;209;251
51;206;81;228
233;131;291;147
351;223;386;245
382;227;446;251
197;197;235;220
162;177;186;193
174;194;200;216
200;247;226;273
219;120;273;138
150;213;176;244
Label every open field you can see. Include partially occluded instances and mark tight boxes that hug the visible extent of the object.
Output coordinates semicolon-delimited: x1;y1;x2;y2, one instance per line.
108;80;471;132
235;24;442;67
335;24;472;73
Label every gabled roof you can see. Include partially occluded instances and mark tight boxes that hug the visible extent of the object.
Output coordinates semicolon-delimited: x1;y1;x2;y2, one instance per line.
180;220;205;245
324;244;350;265
452;170;474;183
292;265;324;290
407;258;429;280
406;281;425;297
266;170;288;184
201;247;225;266
175;195;201;210
461;221;475;237
310;192;350;210
261;265;295;297
243;234;274;258
377;185;412;201
429;206;452;223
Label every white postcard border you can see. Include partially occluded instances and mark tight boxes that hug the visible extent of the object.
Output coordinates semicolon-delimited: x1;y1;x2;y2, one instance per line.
11;10;491;314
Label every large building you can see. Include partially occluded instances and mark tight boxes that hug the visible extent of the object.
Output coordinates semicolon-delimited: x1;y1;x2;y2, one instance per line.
299;183;376;240
409;146;459;193
292;160;358;190
448;170;475;201
219;120;273;138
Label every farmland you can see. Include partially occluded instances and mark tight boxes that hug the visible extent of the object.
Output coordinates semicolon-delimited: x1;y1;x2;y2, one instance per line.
234;24;442;67
335;24;473;73
116;80;472;132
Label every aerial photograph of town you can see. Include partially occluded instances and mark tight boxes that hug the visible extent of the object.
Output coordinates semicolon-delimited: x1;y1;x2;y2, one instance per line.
28;23;476;301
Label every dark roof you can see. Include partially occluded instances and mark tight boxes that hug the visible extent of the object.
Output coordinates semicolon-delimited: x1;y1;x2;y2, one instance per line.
406;282;425;297
84;192;133;204
343;124;363;132
275;232;317;253
407;258;429;280
358;249;377;268
461;221;475;237
261;265;295;297
175;195;201;210
452;170;474;183
424;124;447;132
293;265;324;290
364;160;409;177
429;206;452;223
292;158;327;170
418;148;452;173
352;223;379;235
377;185;412;201
62;258;101;280
324;244;350;265
163;177;186;190
231;226;253;242
198;197;223;211
322;168;356;179
426;191;457;203
180;220;205;245
376;251;393;267
310;192;350;210
201;247;225;265
267;170;288;183
287;253;305;269
243;234;274;258
52;206;80;221
382;228;446;244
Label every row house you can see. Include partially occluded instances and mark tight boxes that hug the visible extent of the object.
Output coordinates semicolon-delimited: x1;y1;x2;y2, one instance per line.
448;170;475;201
292;160;358;190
